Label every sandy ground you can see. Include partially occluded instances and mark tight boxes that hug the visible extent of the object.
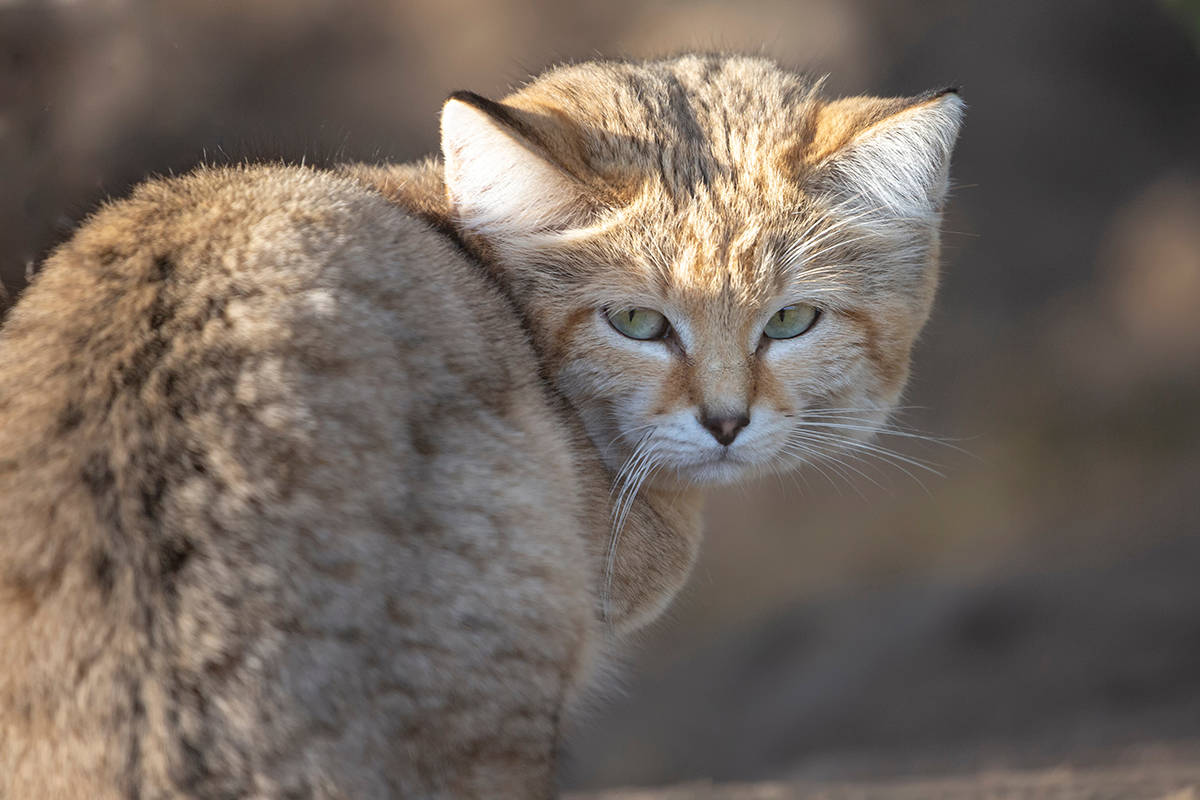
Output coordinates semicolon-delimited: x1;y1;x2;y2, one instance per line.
574;773;1200;800
572;745;1200;799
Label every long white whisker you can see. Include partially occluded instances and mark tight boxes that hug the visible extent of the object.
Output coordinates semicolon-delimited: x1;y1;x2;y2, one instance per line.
787;430;937;495
609;431;653;498
789;428;945;474
612;444;655;533
778;439;849;495
602;422;659;461
780;441;875;496
797;405;927;415
603;430;659;622
795;419;965;450
790;428;943;476
793;444;888;490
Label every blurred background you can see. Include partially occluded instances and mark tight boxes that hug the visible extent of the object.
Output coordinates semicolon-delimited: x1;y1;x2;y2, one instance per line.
3;0;1199;792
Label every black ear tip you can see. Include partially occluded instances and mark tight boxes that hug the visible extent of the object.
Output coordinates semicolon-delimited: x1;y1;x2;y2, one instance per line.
446;90;488;107
912;86;962;106
910;86;962;107
443;91;518;128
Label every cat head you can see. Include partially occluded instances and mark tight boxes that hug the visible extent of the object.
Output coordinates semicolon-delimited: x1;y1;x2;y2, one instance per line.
440;55;963;487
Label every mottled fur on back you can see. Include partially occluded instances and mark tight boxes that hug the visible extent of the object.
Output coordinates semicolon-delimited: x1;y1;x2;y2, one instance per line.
0;166;600;798
0;54;961;798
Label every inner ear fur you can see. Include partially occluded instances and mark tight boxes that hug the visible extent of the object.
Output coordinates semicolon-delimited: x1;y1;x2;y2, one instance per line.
803;88;965;215
440;91;603;237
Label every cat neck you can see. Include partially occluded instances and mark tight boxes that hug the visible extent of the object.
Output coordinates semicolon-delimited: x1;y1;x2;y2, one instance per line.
340;160;706;633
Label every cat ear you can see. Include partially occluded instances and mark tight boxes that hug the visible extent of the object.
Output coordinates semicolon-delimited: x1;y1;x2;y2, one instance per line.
815;89;964;220
441;91;592;239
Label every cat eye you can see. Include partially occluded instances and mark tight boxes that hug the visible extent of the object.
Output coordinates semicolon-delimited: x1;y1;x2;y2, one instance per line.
763;303;820;339
605;307;670;340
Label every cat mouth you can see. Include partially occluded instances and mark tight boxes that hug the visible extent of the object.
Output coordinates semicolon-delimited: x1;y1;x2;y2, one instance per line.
679;451;755;485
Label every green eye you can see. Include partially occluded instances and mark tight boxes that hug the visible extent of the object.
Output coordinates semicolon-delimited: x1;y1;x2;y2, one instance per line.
763;303;819;339
606;307;670;340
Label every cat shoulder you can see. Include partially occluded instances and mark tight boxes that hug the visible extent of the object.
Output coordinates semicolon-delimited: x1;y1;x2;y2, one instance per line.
0;162;569;589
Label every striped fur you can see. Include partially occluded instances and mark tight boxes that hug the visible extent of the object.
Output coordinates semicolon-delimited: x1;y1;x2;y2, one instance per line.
0;54;962;798
438;55;964;489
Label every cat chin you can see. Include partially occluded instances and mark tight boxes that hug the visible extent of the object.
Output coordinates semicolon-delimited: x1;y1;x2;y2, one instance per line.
671;456;761;487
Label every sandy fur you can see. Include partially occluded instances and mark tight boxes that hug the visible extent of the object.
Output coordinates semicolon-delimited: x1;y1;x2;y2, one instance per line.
0;54;961;797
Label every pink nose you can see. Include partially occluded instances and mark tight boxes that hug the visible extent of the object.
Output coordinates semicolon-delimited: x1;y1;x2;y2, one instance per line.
699;411;750;446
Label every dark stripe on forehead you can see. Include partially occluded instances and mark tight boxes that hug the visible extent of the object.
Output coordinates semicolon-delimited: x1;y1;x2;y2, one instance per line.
664;75;706;144
620;68;721;199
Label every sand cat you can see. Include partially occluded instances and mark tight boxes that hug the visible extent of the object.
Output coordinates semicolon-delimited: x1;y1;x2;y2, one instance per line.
0;55;962;798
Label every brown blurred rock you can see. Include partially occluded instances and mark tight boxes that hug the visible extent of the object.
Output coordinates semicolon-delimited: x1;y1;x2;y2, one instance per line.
1103;172;1200;368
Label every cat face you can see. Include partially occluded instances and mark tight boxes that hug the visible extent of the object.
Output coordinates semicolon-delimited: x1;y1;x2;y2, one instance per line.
441;55;962;487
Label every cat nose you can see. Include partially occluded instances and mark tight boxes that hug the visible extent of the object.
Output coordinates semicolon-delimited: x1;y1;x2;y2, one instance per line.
699;410;750;446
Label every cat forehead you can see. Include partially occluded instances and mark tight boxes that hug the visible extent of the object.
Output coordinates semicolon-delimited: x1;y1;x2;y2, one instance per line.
614;186;823;265
506;56;816;178
515;55;813;124
597;210;848;308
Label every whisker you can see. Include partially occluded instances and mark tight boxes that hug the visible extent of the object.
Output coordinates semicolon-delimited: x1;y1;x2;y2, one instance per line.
790;428;943;476
796;417;964;453
783;408;971;453
794;419;966;450
797;438;910;486
611;431;654;501
603;430;659;622
780;441;875;496
602;422;660;461
778;439;850;495
786;437;917;494
795;405;928;415
609;443;640;500
787;430;939;495
780;455;813;495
